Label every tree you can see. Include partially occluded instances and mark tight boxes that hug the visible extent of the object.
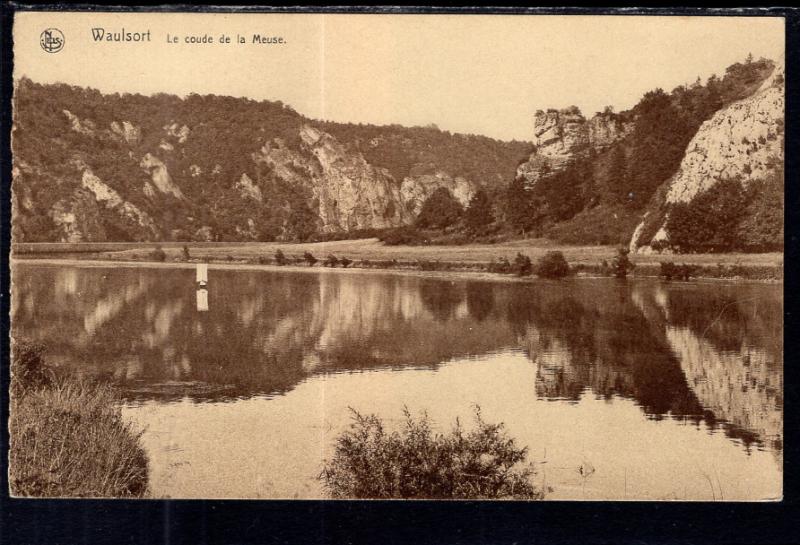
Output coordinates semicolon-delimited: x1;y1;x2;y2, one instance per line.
303;251;317;266
611;248;634;278
504;178;537;235
606;145;628;203
535;251;570;279
416;187;463;229
464;189;494;230
514;252;533;277
666;178;748;252
274;248;287;265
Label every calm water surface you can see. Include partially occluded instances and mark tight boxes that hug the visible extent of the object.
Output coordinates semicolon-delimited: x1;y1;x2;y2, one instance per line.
12;263;783;500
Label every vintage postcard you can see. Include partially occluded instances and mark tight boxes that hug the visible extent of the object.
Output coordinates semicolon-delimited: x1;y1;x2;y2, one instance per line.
8;10;784;500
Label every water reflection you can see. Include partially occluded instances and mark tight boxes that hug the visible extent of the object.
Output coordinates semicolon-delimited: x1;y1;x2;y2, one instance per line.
11;264;782;457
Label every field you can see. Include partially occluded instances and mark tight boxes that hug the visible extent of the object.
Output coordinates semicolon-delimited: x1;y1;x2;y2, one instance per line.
12;238;784;268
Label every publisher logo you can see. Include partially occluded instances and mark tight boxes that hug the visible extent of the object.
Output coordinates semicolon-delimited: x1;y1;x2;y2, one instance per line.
40;28;64;53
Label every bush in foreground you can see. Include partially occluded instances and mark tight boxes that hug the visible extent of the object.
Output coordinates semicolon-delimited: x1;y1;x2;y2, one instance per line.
320;407;544;499
9;341;149;498
535;251;570;279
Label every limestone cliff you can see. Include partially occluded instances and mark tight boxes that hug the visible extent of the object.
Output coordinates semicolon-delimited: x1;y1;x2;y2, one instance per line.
516;107;630;187
631;62;784;252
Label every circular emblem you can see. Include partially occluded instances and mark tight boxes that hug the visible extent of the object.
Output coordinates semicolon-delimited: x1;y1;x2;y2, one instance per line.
40;28;64;53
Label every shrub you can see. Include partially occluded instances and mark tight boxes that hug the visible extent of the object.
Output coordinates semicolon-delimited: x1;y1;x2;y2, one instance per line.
380;226;427;246
488;257;512;274
660;262;697;281
535;251;570;279
324;254;340;267
149;246;166;262
275;249;287;265
11;340;51;395
340;257;352;268
513;252;533;277
303;251;317;266
611;248;634;278
320;407;544;499
10;377;149;498
650;239;668;253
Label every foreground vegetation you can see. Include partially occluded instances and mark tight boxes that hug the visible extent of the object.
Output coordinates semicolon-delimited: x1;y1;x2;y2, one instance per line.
320;407;545;499
9;341;149;498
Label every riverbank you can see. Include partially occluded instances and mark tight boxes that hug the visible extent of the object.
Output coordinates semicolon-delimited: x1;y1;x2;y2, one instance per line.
12;238;783;281
9;342;149;498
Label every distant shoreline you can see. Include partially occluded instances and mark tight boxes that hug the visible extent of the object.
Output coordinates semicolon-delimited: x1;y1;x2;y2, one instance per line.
11;253;783;284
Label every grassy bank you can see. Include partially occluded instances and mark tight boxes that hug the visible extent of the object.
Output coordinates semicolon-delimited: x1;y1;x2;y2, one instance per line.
9;342;149;498
12;238;783;281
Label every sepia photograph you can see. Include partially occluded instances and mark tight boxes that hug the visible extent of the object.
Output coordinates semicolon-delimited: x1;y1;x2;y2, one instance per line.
7;11;784;501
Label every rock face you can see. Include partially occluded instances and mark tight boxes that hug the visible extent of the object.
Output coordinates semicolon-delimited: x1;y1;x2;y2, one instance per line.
399;173;474;218
631;62;784;252
110;121;141;145
80;169;158;237
299;125;411;231
236;173;263;202
254;125;478;233
516;107;630;187
50;190;106;242
139;153;184;199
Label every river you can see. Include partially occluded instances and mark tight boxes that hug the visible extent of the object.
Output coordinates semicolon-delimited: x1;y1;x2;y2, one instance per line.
11;262;783;500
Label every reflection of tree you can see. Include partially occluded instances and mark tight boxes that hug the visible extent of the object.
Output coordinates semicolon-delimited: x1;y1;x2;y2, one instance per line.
419;280;464;322
466;282;495;322
521;285;704;417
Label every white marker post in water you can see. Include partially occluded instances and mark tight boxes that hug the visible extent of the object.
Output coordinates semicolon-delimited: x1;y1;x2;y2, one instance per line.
196;263;208;288
196;263;209;312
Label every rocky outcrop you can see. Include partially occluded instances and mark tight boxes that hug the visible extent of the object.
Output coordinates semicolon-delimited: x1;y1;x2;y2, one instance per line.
516;107;630;187
50;189;106;242
399;173;474;217
235;173;263;202
631;62;784;252
110;121;141;145
139;153;184;199
80;169;159;238
62;110;95;135
164;123;190;143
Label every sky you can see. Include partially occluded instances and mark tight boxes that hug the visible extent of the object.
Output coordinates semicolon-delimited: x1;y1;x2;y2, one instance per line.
14;12;785;141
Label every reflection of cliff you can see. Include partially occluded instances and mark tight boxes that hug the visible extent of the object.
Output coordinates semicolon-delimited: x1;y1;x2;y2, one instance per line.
655;285;783;451
666;326;782;450
521;284;703;417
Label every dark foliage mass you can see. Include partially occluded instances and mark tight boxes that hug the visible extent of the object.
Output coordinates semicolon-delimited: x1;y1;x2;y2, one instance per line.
415;187;464;229
666;169;783;253
320;407;544;499
535;251;570;279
